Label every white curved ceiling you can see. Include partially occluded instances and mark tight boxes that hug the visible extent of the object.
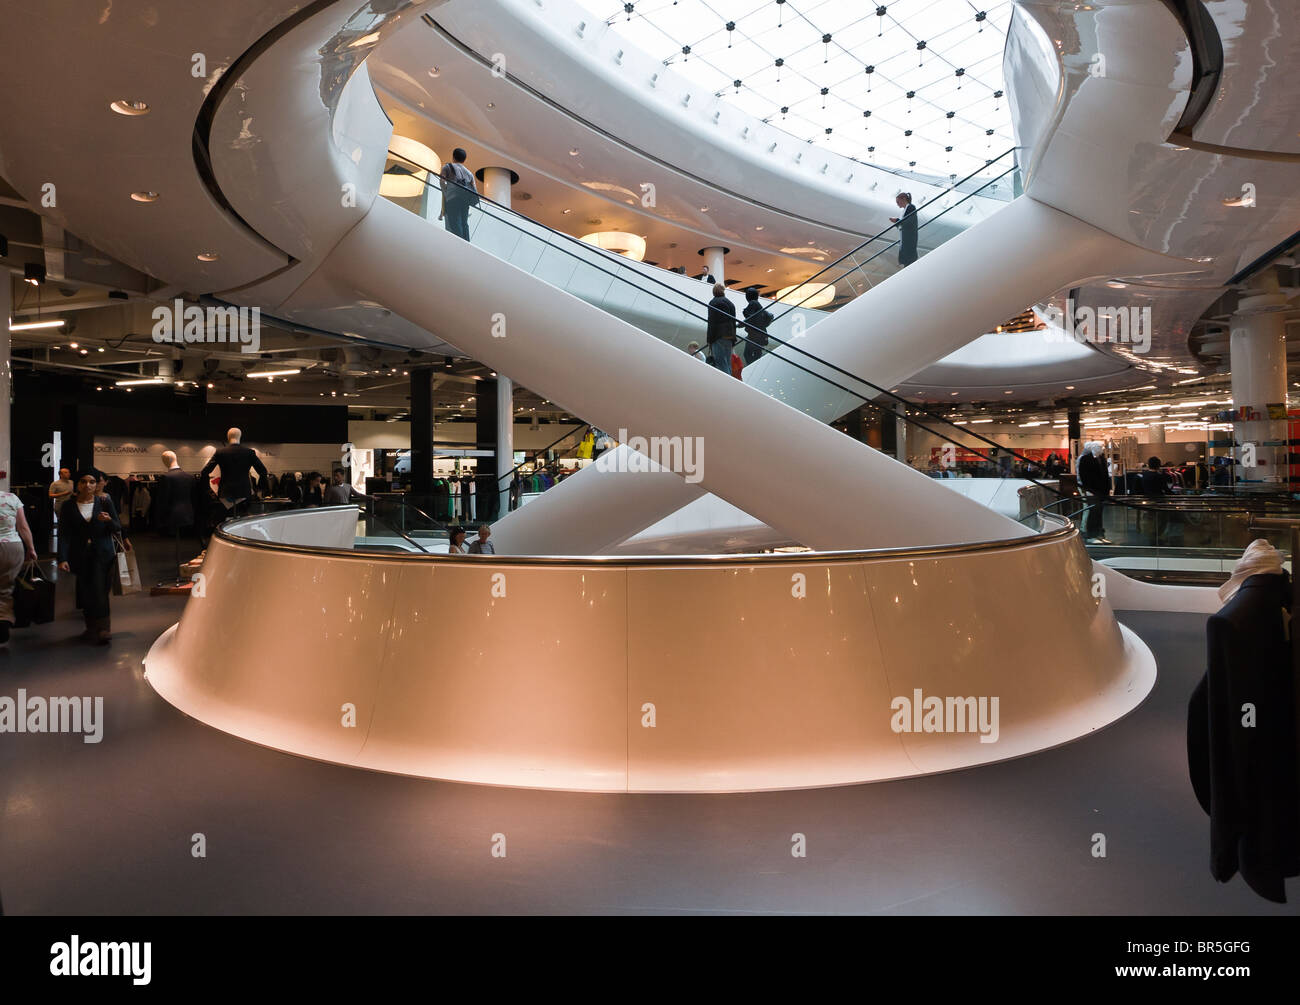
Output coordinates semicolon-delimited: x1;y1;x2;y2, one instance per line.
569;0;1015;180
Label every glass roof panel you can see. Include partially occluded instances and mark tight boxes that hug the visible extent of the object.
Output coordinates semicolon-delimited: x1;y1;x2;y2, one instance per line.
570;0;1015;181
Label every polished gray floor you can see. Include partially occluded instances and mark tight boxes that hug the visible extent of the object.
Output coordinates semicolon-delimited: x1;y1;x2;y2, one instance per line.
1;538;1296;915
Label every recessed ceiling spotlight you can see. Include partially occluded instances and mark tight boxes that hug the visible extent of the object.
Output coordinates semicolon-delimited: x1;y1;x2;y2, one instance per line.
110;99;150;116
131;191;160;202
197;252;219;262
427;66;440;77
755;225;765;231
562;208;571;214
486;102;495;109
569;148;580;156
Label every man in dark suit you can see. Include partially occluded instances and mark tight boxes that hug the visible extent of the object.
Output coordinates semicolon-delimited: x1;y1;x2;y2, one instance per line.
1076;441;1111;543
200;428;269;517
741;287;774;365
705;282;737;374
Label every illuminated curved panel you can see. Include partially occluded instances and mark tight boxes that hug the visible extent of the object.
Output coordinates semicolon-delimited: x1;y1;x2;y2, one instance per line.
144;511;1155;792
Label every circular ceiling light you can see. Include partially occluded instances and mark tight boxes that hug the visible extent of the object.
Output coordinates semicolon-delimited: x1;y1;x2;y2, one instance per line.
580;231;647;261
110;99;150;116
130;191;159;202
427;66;440;78
774;282;835;309
380;136;441;198
197;252;220;262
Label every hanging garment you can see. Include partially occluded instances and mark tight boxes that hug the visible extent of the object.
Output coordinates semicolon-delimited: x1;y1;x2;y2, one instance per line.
131;485;151;519
1187;569;1300;903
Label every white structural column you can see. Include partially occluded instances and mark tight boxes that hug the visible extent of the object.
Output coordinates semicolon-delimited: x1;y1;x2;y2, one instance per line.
1230;279;1290;486
699;246;727;284
496;375;514;517
0;274;10;492
894;402;908;463
477;166;517;207
478;166;520;517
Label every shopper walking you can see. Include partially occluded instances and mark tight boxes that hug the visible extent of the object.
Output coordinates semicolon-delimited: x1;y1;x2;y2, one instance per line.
439;147;478;241
889;192;918;268
57;471;121;644
467;524;495;554
705;282;737;373
741;287;774;365
0;489;39;644
48;467;73;508
1076;441;1112;544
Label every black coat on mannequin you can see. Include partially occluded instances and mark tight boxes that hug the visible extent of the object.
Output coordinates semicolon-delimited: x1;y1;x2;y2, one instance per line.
1187;572;1300;902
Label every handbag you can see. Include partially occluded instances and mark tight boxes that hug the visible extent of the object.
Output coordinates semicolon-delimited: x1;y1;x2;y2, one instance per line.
111;534;142;596
13;562;55;627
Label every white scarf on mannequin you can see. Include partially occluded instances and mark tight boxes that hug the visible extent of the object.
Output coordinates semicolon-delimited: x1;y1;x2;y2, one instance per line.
1218;539;1287;604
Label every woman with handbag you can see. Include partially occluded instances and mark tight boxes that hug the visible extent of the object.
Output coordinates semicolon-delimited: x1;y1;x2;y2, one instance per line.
57;472;121;644
0;488;39;644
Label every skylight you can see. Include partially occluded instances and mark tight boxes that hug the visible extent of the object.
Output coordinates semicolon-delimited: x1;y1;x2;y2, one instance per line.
574;0;1016;181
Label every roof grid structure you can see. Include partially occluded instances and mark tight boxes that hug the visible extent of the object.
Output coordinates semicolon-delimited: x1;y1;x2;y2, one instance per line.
581;0;1016;180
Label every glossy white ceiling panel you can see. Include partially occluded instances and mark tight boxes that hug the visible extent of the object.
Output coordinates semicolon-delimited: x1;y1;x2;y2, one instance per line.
0;0;297;292
1192;0;1300;154
1012;0;1300;282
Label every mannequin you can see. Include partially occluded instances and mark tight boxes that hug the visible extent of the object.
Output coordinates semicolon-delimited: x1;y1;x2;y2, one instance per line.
1187;540;1299;902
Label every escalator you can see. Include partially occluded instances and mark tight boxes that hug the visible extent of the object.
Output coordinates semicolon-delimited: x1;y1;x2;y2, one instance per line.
366;146;1190;555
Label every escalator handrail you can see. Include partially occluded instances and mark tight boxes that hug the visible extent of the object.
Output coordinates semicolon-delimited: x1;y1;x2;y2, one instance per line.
765;163;1018;320
390;145;1013;324
496;423;593;487
763;148;1018;318
357;493;447;551
1032;492;1300;523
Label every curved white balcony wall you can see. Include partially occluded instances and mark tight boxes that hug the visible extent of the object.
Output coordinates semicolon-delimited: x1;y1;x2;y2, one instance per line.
224;505;360;550
143;512;1156;792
